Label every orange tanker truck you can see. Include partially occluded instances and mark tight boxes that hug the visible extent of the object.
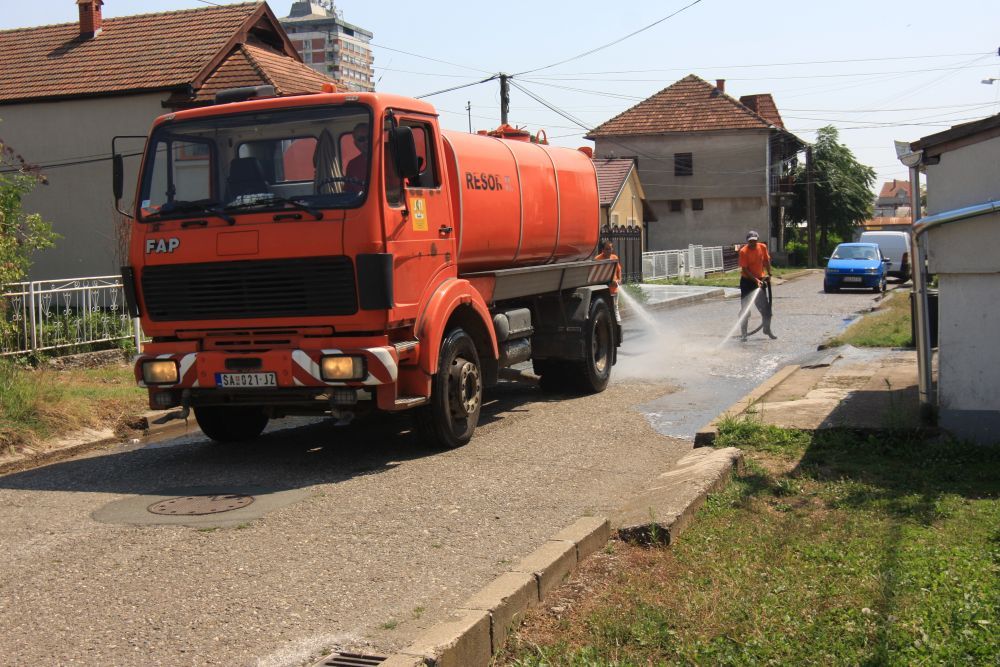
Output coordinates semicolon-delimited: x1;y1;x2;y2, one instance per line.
113;85;621;448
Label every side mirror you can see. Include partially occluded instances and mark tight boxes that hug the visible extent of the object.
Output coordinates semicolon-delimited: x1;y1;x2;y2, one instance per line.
113;153;124;202
883;258;892;263
389;126;420;180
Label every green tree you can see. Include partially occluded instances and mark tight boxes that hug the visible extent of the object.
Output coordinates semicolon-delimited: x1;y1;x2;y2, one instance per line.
789;125;876;255
0;136;57;287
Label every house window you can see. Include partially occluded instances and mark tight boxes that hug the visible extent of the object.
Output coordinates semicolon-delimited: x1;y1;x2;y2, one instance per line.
691;198;704;211
610;212;620;226
668;199;683;213
674;152;693;177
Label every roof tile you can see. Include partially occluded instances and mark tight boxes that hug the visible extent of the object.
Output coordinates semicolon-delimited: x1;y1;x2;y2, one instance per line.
593;158;634;206
588;74;777;137
0;3;260;103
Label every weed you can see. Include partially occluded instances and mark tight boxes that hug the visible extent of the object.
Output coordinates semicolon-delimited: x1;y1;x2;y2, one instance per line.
380;619;398;630
412;606;425;619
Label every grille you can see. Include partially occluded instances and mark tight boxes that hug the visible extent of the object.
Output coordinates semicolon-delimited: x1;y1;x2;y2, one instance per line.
142;256;357;322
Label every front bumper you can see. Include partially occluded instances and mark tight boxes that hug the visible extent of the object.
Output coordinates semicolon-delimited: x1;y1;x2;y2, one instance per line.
825;273;881;289
135;345;399;410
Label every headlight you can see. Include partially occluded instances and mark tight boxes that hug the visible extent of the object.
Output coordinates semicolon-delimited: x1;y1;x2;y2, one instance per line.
865;268;878;274
320;355;365;381
142;360;178;384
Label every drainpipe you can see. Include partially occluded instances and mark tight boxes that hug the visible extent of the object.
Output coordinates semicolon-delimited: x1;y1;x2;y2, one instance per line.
907;165;932;420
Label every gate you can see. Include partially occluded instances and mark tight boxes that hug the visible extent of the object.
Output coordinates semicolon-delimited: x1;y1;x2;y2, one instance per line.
601;225;643;283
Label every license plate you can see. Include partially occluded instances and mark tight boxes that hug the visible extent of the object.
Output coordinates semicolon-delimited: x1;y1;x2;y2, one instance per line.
843;276;863;283
215;372;277;388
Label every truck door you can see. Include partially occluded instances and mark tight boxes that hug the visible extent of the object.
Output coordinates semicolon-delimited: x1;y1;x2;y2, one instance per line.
383;115;455;320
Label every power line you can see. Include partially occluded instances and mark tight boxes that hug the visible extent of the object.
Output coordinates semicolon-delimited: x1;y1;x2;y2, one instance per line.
517;51;993;77
515;0;705;76
416;75;499;100
369;42;493;75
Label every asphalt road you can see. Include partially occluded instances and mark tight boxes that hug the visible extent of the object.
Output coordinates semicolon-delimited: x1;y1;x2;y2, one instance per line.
0;270;893;666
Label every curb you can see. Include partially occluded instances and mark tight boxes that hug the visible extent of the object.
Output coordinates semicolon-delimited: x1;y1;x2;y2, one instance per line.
693;364;800;447
0;410;189;477
368;448;744;666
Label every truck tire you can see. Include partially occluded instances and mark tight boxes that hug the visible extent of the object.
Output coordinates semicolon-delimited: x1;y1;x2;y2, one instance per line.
569;297;614;393
194;406;269;443
415;328;483;449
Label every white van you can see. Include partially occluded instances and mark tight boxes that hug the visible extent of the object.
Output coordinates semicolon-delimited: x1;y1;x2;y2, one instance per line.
859;231;911;282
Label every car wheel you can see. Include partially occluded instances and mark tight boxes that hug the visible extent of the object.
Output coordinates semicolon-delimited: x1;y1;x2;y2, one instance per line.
824;282;837;293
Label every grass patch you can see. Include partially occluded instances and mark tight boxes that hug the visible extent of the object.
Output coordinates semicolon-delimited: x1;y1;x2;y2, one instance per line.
0;358;146;454
828;290;913;348
501;416;1000;666
647;266;805;288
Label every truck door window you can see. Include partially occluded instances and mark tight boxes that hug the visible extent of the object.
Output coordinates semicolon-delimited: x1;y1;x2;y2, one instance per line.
237;137;317;183
384;118;403;206
402;121;439;189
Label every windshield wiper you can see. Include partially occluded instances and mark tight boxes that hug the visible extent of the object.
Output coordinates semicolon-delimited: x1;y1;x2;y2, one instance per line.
146;200;235;225
225;195;324;221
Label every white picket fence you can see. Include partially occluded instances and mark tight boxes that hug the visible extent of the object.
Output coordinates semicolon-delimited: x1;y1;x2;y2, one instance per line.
642;245;726;280
1;275;142;357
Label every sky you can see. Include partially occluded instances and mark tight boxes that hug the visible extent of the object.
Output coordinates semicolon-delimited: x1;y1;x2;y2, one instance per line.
3;0;1000;191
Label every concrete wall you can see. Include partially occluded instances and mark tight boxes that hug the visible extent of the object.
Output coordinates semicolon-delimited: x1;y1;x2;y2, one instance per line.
0;93;167;279
594;131;770;251
923;135;1000;443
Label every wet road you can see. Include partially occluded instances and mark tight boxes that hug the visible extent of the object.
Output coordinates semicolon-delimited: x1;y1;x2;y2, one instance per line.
0;270;892;666
619;270;896;437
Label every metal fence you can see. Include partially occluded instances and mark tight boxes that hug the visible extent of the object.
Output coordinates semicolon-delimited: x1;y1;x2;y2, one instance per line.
601;225;643;283
642;245;727;280
1;275;141;357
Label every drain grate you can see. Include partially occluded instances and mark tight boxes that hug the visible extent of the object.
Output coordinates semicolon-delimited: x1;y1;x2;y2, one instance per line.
318;652;387;667
147;494;254;516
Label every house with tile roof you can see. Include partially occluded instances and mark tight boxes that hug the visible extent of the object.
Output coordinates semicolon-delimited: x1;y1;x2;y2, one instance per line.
587;75;804;252
0;1;337;278
874;179;912;217
593;157;655;280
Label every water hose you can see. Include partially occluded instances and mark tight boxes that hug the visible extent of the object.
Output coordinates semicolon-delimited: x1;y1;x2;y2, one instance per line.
744;277;773;336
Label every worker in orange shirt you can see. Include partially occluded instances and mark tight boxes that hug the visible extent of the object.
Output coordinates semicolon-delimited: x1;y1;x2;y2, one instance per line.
596;239;622;323
738;230;776;341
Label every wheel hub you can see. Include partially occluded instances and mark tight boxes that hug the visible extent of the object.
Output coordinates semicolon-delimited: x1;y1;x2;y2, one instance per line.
449;358;481;417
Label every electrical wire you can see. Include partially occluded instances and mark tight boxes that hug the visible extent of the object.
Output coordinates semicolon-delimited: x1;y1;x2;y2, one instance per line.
514;0;705;76
416;75;499;100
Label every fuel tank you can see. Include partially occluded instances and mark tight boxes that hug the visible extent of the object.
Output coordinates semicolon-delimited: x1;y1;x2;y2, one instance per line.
442;130;599;273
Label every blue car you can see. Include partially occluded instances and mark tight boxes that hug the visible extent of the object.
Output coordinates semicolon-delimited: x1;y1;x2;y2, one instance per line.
824;242;889;293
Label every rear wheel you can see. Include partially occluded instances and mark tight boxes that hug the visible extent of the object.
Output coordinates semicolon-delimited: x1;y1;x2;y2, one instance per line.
194;406;269;443
415;328;482;449
569;297;614;393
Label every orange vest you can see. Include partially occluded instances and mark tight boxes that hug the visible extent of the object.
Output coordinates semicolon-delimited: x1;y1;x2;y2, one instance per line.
596;252;622;293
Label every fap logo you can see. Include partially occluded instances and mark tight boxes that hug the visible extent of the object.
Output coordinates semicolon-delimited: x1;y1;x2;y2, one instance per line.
146;237;180;254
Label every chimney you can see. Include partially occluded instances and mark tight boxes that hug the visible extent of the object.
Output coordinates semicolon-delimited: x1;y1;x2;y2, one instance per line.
77;0;104;39
716;79;726;93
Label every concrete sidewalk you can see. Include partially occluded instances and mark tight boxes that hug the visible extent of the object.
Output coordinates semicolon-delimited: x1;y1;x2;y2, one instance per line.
695;346;926;445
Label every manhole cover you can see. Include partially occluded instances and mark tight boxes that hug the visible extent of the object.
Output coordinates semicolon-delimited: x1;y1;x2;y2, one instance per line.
147;494;254;516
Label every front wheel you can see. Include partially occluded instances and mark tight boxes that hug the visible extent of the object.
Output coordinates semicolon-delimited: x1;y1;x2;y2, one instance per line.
415;328;483;449
194;406;269;443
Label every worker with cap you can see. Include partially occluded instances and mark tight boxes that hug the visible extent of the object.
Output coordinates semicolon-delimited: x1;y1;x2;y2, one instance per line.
738;230;776;341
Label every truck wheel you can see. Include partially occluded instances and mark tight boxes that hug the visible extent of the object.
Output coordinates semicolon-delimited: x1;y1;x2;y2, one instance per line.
415;328;482;449
194;406;269;443
570;297;614;393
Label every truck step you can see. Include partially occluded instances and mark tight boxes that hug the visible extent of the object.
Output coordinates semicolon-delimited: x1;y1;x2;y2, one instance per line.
393;339;420;364
394;395;428;408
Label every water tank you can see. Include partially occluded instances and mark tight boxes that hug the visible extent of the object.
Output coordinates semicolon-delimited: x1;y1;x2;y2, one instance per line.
442;130;599;273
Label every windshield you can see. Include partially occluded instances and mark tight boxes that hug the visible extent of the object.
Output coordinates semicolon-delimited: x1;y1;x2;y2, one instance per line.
832;246;878;261
138;105;372;221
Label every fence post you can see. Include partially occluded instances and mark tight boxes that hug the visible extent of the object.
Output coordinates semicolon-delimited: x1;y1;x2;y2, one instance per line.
27;281;38;353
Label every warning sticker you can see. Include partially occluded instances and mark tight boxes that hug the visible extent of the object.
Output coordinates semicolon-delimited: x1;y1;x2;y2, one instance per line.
410;196;429;231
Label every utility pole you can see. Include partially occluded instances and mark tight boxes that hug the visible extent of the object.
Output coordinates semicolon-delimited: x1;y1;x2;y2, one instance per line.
466;100;472;133
499;73;510;126
806;145;817;268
